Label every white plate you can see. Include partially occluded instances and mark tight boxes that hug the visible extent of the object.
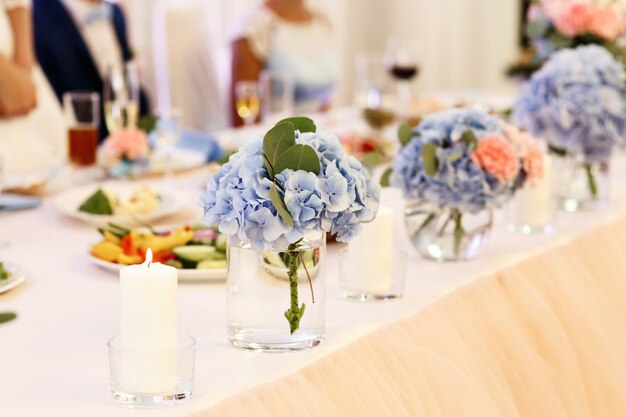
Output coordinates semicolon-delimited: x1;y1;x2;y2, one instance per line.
0;263;25;294
146;149;206;175
52;182;187;226
89;255;226;282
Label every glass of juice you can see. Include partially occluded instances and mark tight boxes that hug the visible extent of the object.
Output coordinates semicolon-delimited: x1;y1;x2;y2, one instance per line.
63;92;100;167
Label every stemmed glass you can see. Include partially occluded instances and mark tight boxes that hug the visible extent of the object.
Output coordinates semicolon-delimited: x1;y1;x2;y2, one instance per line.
384;37;420;115
235;81;261;127
152;108;183;180
355;53;396;137
104;62;140;133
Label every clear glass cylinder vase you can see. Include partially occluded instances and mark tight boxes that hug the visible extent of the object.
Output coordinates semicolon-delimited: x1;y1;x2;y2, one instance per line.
227;232;326;352
404;201;493;262
552;156;610;212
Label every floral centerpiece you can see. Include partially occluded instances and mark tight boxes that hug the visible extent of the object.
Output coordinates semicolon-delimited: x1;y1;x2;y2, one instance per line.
391;109;543;260
512;45;626;208
512;0;626;78
101;128;151;177
201;117;380;349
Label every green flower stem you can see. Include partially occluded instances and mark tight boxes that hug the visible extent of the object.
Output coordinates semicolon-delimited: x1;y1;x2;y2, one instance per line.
284;245;305;334
452;209;464;258
584;163;598;199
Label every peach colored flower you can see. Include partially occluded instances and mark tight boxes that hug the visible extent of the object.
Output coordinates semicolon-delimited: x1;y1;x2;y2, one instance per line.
588;5;626;40
471;134;520;183
544;0;594;37
502;123;545;183
103;128;150;161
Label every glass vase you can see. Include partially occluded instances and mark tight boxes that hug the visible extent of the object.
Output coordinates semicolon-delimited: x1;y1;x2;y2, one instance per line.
227;232;326;352
404;201;493;262
552;156;610;212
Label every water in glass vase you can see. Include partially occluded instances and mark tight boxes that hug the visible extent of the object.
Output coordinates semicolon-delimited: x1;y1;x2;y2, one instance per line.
227;236;326;352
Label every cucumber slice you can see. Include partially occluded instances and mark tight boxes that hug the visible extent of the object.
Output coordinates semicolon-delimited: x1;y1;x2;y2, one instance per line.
173;246;217;263
197;259;227;270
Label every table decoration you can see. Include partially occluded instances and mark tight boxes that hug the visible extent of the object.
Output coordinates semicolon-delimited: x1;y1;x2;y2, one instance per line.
110;249;194;405
339;206;407;300
0;261;26;294
201;117;380;351
502;124;555;234
511;0;626;79
100;127;151;178
390;109;538;261
512;45;626;211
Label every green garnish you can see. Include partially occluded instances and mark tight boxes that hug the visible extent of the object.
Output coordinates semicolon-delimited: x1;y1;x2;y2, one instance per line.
79;189;113;215
0;312;16;324
0;262;9;280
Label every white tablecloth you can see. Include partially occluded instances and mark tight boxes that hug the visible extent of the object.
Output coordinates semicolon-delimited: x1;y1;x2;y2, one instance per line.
2;155;626;417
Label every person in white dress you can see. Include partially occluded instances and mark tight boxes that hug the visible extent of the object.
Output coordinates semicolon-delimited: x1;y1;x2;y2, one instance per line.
230;0;339;126
0;0;66;177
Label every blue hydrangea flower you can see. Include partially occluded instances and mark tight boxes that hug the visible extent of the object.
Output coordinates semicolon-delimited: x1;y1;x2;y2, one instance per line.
391;108;514;214
201;130;380;248
512;45;626;163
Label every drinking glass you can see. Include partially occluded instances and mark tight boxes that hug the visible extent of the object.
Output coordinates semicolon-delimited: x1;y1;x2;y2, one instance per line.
63;92;100;167
235;81;261;127
104;62;140;133
384;37;420;114
260;70;294;125
355;53;396;135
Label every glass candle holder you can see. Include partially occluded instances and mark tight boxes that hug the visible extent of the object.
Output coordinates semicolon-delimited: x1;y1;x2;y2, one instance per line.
339;247;407;301
107;334;195;406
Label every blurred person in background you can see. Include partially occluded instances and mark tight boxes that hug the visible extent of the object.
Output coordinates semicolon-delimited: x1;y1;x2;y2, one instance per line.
230;0;339;127
33;0;150;140
0;0;66;175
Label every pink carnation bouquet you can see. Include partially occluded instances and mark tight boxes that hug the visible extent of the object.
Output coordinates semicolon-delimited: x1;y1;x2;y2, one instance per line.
542;0;626;40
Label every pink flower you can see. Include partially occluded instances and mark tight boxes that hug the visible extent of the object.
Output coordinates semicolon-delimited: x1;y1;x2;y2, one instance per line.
103;128;150;161
502;123;545;183
543;0;594;37
471;134;520;183
588;5;626;40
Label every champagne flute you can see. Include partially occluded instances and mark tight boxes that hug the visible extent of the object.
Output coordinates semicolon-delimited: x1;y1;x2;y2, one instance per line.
104;62;140;133
235;81;261;127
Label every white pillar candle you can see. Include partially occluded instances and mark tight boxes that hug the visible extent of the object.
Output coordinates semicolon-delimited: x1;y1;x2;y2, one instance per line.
347;206;394;293
508;153;553;229
120;249;177;393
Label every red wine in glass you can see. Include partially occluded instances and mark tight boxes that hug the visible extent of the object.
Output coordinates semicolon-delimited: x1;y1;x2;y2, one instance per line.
389;64;419;81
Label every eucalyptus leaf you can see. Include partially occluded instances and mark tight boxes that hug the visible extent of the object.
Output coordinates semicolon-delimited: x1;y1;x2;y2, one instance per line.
261;153;274;178
526;20;549;39
0;312;16;325
460;130;478;153
421;142;439;177
398;123;413;147
446;149;464;162
270;183;294;227
380;167;393;187
277;117;316;133
263;122;296;173
273;144;320;176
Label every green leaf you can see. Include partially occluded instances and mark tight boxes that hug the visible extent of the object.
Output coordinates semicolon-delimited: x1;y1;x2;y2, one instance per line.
263;122;296;175
460;130;478;153
362;151;382;168
421;142;439;177
398;123;413;147
78;189;113;215
270;183;293;227
0;262;7;280
138;114;158;134
277;117;316;133
380;167;393;187
273;144;320;176
0;312;16;325
261;152;274;178
446;149;464;162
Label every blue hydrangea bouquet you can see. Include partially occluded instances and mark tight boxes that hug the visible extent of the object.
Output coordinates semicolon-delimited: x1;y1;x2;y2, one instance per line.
391;109;535;259
201;117;380;333
513;45;626;200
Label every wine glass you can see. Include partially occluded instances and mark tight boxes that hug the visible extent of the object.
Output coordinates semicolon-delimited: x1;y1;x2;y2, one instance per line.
152;108;183;180
235;81;261;127
384;37;420;115
259;70;294;125
104;62;140;133
355;53;396;136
